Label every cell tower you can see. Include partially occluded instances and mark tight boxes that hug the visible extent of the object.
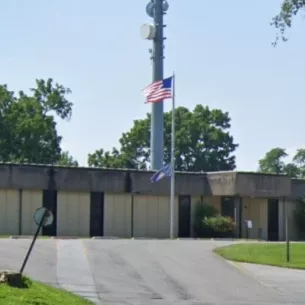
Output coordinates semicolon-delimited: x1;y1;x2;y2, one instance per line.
140;0;169;170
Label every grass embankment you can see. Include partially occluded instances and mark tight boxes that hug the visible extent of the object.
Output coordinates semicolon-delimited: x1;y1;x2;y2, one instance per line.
0;276;93;305
214;242;305;269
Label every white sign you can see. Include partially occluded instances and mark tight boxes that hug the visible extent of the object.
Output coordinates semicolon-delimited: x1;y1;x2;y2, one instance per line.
247;220;253;229
34;207;53;227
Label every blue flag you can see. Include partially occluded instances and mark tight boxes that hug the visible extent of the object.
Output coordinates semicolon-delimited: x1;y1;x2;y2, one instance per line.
150;163;172;183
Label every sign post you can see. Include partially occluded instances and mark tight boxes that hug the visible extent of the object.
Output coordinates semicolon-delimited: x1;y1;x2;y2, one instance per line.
244;220;252;239
20;207;53;275
284;197;290;262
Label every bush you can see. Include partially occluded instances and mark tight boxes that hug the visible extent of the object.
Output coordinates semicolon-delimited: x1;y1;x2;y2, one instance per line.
193;203;218;237
192;202;236;238
202;216;236;238
194;203;218;218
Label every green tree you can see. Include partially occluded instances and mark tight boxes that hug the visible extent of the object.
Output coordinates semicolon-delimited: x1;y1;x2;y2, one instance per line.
88;148;139;168
0;78;72;164
284;162;300;177
258;148;288;174
57;151;78;166
293;148;305;177
88;105;238;171
258;147;305;178
272;0;305;45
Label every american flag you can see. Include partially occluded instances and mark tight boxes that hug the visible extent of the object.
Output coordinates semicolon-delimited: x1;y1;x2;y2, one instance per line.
142;76;172;103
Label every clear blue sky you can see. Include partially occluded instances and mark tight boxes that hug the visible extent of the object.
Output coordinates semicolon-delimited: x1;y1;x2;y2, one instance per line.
0;0;304;170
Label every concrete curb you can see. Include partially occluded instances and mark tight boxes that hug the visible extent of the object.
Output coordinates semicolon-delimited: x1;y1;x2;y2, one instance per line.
91;236;120;239
51;236;81;239
10;235;41;239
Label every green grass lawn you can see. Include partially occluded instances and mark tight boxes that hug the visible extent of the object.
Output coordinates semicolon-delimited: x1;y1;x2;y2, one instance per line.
0;277;94;305
214;243;305;269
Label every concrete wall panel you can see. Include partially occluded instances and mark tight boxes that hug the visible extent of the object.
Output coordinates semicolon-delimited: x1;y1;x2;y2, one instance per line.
55;168;126;192
0;189;19;235
57;191;90;236
0;164;297;199
104;194;131;238
21;190;43;235
286;200;298;240
0;164;127;192
206;172;237;196
130;172;206;196
133;195;178;238
291;179;305;198
236;173;290;197
242;198;268;239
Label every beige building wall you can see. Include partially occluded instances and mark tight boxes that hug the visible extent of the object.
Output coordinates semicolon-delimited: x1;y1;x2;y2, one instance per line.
104;194;131;238
0;189;19;235
57;191;90;237
241;198;268;239
286;200;298;240
133;195;178;238
21;190;43;235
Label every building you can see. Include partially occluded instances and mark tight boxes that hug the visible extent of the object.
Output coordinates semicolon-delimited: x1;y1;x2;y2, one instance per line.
0;163;304;240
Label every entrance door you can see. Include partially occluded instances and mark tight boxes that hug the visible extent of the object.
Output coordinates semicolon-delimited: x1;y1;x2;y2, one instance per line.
178;195;191;238
42;190;57;236
90;192;104;237
221;197;235;219
268;199;279;241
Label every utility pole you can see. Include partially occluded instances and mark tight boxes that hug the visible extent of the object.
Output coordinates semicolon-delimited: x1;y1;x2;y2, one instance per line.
141;0;169;170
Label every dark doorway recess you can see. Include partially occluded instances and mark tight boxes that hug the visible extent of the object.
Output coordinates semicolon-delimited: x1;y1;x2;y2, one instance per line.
178;195;191;238
221;197;235;219
234;197;243;238
268;199;279;241
42;190;57;236
90;192;104;237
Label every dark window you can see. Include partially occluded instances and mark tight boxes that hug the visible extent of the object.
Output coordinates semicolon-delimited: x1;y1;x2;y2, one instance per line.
221;197;235;219
90;192;104;237
178;195;191;238
42;190;57;236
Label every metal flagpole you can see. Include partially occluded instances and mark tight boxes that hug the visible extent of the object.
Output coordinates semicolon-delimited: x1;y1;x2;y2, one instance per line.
170;72;175;239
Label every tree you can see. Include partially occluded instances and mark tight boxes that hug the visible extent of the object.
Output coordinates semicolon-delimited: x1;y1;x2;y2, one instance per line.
293;148;305;177
258;148;288;174
272;0;305;45
88;148;138;168
88;105;238;171
0;78;72;164
57;151;78;166
258;147;305;178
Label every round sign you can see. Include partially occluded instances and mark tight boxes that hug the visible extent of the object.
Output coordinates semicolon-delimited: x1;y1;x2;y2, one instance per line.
34;207;54;227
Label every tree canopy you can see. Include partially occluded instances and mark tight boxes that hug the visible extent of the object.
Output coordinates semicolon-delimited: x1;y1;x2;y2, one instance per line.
88;105;238;172
258;147;305;178
272;0;305;45
0;78;78;165
58;151;79;166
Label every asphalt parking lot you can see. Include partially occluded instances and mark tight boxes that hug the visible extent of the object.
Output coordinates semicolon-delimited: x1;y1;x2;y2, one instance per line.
0;239;303;304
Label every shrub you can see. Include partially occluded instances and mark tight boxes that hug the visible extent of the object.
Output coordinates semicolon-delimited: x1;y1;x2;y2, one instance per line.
202;216;236;238
193;203;218;237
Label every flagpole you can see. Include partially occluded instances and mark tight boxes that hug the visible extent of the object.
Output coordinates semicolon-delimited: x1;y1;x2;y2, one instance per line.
170;72;175;239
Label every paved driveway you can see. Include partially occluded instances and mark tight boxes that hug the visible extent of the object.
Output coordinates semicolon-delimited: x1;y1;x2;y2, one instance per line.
0;239;303;304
